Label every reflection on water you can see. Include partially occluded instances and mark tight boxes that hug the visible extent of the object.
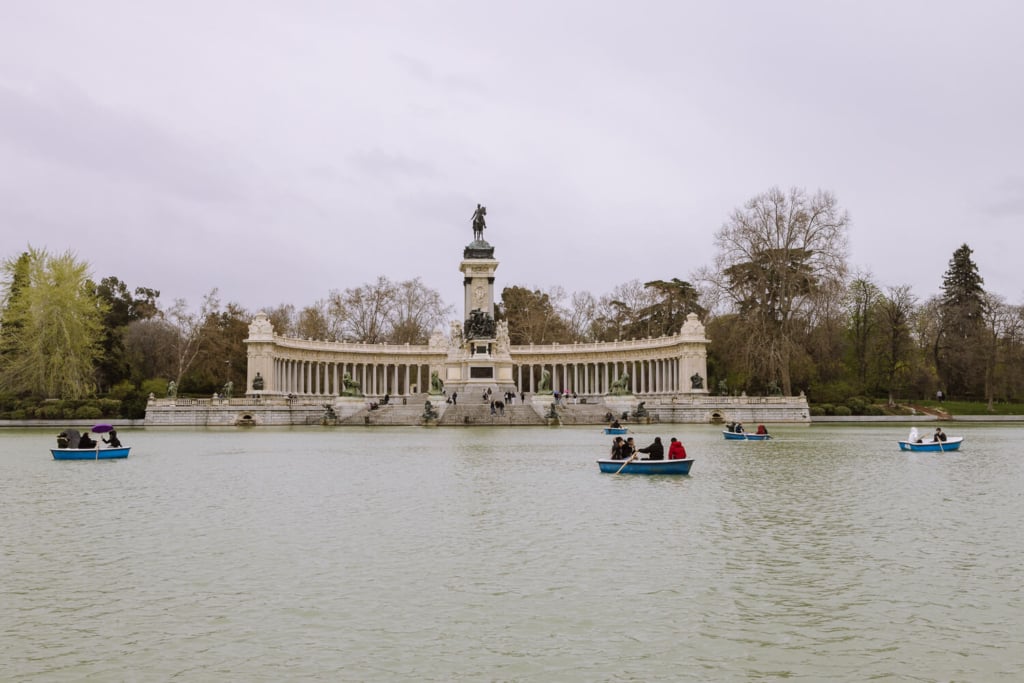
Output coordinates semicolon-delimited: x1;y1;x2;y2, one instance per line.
1;424;1022;681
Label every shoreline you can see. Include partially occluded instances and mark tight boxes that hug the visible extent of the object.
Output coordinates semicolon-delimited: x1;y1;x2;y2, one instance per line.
2;415;1022;429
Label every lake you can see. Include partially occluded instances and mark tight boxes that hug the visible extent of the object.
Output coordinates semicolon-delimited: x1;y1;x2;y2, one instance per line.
2;424;1022;681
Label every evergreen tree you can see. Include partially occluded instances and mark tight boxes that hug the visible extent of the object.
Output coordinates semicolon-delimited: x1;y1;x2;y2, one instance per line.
936;243;986;398
496;286;570;344
92;276;161;392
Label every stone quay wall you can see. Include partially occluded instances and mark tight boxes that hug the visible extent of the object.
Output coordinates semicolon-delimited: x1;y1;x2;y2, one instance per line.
144;394;810;427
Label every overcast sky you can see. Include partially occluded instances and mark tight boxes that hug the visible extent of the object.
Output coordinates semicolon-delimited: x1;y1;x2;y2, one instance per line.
2;1;1021;319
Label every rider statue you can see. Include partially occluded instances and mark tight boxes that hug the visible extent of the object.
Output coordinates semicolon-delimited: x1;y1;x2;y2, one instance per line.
471;203;487;241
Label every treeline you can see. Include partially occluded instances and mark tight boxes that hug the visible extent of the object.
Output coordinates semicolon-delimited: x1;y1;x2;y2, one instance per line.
2;188;1022;419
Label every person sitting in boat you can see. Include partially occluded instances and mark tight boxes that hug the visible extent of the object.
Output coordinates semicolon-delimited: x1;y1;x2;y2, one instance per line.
734;422;745;434
934;427;947;442
638;437;664;460
103;430;122;448
622;437;637;460
725;422;736;433
756;424;769;436
610;437;627;460
610;418;622;429
908;427;920;443
667;437;686;460
78;432;97;448
56;431;69;448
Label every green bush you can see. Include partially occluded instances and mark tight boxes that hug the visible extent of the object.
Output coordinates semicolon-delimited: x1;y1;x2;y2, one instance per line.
809;405;826;416
38;403;65;419
108;381;136;401
141;379;167;399
833;405;852;416
864;404;885;416
122;396;149;419
73;405;103;419
98;398;121;416
845;396;870;415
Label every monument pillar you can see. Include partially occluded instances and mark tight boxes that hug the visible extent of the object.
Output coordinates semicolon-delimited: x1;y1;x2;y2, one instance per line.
441;206;517;396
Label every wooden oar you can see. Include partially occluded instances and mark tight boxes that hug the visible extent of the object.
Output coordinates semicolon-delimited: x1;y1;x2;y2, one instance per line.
615;452;638;474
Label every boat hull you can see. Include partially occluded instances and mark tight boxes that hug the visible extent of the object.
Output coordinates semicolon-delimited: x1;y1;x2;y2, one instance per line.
597;458;694;475
51;447;130;460
603;427;628;435
722;431;771;440
898;437;963;452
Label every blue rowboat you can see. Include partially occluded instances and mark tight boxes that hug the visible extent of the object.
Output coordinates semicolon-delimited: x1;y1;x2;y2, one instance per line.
597;458;694;475
51;447;130;460
603;427;628;435
898;437;963;452
722;431;771;440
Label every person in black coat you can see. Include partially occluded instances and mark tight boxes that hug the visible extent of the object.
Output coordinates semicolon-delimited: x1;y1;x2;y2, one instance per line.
103;430;122;448
78;432;97;448
638;437;664;460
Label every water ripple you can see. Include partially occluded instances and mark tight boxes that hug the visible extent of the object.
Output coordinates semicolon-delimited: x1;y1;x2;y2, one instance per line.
1;424;1022;681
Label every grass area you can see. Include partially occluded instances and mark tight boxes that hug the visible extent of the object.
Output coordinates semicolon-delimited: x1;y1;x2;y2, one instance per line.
910;400;1024;416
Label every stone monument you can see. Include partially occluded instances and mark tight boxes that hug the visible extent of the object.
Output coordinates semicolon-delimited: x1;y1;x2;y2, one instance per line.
442;204;516;396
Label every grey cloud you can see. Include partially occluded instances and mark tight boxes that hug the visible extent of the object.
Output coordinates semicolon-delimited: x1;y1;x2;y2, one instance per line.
0;81;244;204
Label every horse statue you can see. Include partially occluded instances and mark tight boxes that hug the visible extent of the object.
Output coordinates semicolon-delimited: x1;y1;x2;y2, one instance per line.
471;203;487;241
430;371;444;395
609;371;631;395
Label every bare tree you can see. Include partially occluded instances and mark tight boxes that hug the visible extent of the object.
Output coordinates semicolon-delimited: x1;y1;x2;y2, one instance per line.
981;292;1022;411
592;280;656;341
296;302;332;340
165;289;220;388
388;277;453;344
262;303;296;337
123;318;180;383
565;290;598;342
706;187;850;395
877;284;918;405
339;276;393;343
846;273;881;388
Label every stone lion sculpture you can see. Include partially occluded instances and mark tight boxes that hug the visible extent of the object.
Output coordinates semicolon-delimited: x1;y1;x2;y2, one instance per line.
609;371;631;395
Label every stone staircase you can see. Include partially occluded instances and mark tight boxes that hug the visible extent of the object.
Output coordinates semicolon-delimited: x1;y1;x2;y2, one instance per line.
338;401;426;425
554;400;619;425
437;403;546;426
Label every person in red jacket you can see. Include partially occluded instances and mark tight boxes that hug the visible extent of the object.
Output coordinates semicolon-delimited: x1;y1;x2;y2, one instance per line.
667;437;687;459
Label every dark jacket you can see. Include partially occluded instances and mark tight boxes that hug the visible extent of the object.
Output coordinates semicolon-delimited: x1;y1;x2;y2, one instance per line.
638;438;664;460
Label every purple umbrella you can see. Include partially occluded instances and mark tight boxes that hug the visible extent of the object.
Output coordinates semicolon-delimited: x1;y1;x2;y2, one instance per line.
92;423;115;433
